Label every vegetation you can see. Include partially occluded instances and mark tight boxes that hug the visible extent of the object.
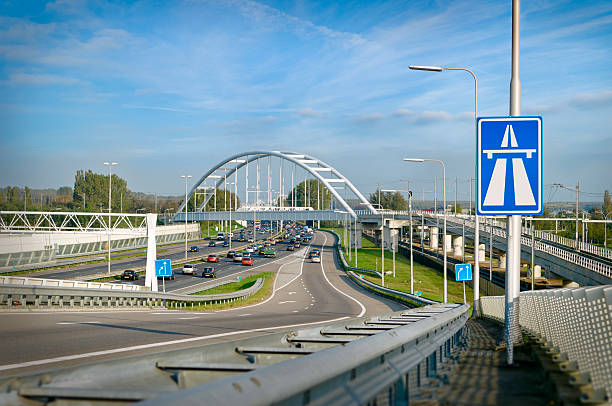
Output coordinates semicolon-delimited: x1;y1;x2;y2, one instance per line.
329;226;472;304
369;188;408;211
185;272;275;310
284;179;332;209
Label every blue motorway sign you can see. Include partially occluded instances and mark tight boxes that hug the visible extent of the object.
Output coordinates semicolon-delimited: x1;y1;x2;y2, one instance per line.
155;259;172;277
477;117;542;215
455;263;472;282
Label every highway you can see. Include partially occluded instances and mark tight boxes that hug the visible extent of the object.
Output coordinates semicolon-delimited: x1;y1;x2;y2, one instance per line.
0;230;405;377
26;225;276;281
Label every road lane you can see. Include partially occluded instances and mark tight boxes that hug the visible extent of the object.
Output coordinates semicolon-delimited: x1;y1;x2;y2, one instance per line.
0;229;404;376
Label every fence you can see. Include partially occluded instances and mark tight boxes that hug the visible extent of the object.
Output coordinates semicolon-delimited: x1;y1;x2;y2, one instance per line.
479;286;612;404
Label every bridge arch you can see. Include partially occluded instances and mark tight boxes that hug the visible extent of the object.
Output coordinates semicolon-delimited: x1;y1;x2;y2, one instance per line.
175;151;377;219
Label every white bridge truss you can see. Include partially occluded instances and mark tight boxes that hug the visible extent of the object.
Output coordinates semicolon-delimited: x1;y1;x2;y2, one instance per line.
0;211;148;234
176;151;377;219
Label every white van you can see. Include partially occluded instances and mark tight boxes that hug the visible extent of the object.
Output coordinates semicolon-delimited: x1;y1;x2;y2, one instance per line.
216;232;226;240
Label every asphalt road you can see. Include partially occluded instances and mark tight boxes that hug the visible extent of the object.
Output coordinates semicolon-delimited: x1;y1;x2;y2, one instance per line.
0;230;405;377
28;226;277;280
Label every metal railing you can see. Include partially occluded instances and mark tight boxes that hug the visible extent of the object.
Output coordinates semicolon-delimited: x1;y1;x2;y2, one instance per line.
0;278;264;309
0;275;148;291
0;305;469;405
325;229;436;307
479;286;612;404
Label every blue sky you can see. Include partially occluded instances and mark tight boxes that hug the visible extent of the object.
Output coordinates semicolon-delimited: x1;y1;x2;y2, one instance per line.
0;0;611;203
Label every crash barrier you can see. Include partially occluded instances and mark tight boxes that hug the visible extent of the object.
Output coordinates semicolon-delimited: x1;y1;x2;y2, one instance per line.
479;286;612;404
0;304;469;405
0;278;264;309
324;229;437;307
0;275;148;291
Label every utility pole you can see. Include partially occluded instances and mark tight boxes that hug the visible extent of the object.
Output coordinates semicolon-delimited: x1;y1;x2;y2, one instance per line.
104;162;117;275
505;0;523;365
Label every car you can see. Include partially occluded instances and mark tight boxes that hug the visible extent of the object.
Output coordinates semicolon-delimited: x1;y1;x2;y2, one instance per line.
238;235;245;242
208;241;217;247
309;249;320;258
242;257;254;266
286;244;295;251
242;252;251;258
207;254;219;263
188;246;199;252
311;255;321;263
264;242;271;247
246;246;254;253
202;267;216;278
222;240;230;247
262;249;276;258
120;270;139;281
216;232;226;240
294;242;301;248
233;253;243;262
247;237;254;243
182;264;196;275
227;250;236;258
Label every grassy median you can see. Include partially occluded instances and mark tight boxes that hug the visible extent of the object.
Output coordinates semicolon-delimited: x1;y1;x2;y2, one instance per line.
327;227;472;304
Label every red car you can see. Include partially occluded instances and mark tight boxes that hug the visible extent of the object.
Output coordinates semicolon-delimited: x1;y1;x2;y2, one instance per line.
207;254;219;263
241;257;254;266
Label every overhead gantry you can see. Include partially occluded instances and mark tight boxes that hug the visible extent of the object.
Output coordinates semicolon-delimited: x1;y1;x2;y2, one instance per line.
175;151;377;219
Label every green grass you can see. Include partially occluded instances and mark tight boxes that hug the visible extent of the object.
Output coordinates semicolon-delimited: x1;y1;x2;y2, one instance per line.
178;272;275;311
326;227;473;305
193;272;272;295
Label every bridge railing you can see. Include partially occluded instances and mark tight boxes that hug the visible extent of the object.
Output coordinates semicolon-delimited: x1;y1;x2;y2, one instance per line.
479;286;612;404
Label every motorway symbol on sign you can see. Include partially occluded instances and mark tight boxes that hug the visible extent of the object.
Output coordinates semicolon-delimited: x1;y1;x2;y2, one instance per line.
415;291;422;296
155;259;172;277
477;116;543;215
455;263;473;282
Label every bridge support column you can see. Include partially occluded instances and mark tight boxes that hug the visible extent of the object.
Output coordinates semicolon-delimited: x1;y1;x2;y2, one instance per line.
145;213;158;292
383;226;400;252
500;254;506;269
529;264;541;279
429;227;439;250
478;244;485;262
453;236;463;256
444;234;452;253
351;223;363;249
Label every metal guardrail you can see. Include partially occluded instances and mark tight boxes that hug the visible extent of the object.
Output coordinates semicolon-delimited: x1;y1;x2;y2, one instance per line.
0;275;148;291
0;304;469;405
324;229;437;307
0;278;264;309
479;286;612;404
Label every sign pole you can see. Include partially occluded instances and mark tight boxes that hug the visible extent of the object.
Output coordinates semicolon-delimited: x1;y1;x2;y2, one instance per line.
506;0;523;365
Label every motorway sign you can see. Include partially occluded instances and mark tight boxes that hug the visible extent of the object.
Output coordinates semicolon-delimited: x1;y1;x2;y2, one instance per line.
455;263;473;282
155;259;172;277
477;116;543;215
415;291;422;296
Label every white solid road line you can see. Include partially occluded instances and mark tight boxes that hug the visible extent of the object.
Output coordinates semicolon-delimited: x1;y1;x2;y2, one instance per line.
278;300;296;304
0;316;350;372
56;321;99;325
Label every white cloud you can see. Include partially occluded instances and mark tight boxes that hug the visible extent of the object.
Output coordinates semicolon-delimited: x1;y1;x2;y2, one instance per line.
296;108;326;118
8;72;86;86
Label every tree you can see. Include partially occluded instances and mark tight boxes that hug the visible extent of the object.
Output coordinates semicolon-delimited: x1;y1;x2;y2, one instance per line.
604;190;612;218
73;169;131;212
368;188;407;210
57;186;72;196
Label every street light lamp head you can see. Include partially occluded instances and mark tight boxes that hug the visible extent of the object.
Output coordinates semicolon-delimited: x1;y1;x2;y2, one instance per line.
403;158;425;162
409;65;444;72
104;162;118;166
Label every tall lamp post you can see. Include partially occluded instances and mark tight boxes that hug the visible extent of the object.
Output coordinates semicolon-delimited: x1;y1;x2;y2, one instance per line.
404;158;447;303
409;65;479;307
104;162;117;275
181;175;192;260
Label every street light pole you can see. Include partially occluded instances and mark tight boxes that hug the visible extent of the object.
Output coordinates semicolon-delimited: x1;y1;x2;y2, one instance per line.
404;158;447;303
181;175;192;260
104;162;117;275
409;63;480;309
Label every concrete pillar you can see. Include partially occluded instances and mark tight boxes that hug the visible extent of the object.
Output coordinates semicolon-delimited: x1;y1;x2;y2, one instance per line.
563;281;579;288
444;234;452;253
384;227;400;252
453;236;463;256
500;254;506;269
351;223;363;249
478;244;485;262
430;227;439;250
532;264;541;278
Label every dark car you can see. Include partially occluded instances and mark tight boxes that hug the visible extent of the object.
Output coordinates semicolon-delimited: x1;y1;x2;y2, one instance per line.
294;241;301;248
188;246;199;252
227;250;236;258
120;270;139;281
207;254;219;263
208;241;217;247
286;244;295;251
202;267;216;278
222;240;230;247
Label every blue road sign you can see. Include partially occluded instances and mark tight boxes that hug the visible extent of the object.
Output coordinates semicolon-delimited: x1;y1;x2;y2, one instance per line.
455;263;473;282
415;291;422;296
155;259;172;277
477;116;542;215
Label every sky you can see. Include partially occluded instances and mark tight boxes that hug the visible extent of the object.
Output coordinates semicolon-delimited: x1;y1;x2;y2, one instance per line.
0;0;611;204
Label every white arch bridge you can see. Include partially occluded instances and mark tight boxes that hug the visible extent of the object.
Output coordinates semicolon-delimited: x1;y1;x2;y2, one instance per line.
173;151;377;222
